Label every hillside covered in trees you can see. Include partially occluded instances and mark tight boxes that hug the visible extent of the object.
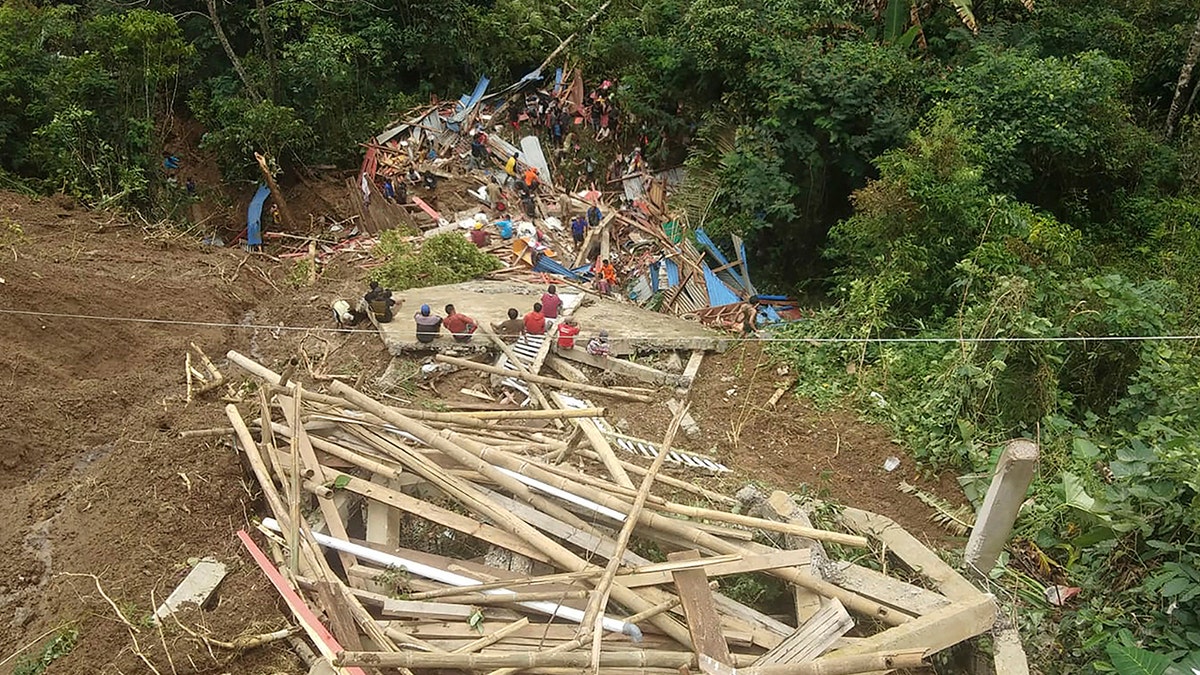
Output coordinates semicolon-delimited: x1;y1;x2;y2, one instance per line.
2;0;1199;671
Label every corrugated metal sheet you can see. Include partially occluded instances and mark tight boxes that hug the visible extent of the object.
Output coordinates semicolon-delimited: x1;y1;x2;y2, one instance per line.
702;262;743;307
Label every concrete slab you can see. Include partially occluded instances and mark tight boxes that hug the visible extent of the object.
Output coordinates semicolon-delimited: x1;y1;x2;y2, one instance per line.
152;557;227;624
376;280;733;357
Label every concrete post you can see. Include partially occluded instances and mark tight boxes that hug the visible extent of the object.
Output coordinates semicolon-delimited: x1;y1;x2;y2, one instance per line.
964;439;1039;575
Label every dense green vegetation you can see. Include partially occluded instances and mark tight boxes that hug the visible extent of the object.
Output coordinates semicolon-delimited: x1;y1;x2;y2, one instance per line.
1;0;1199;670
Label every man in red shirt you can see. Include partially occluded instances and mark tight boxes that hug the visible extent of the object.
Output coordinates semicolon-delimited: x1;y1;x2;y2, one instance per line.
442;304;478;342
556;317;580;349
523;302;546;335
540;284;563;319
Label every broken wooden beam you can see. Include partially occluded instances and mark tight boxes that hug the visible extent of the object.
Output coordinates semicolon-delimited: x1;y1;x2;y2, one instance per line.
670;550;732;662
554;348;681;387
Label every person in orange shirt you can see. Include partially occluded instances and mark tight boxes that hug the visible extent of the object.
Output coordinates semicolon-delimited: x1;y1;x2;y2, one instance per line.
523;166;540;191
596;258;618;295
556;318;581;350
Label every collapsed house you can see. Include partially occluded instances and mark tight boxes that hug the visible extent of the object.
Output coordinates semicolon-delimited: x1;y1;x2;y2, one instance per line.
216;349;999;674
354;68;805;336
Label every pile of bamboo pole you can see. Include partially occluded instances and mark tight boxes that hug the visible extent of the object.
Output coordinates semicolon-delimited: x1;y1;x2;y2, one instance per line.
218;350;995;675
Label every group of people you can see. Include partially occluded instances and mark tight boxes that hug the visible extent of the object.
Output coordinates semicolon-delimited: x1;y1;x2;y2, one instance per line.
331;281;398;328
405;284;610;355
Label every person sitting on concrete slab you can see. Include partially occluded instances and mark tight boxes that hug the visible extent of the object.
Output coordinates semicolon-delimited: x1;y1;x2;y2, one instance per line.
365;287;396;323
443;304;478;343
414;304;443;343
523;302;547;335
492;308;525;342
540;284;563;320
556;317;581;350
586;330;611;356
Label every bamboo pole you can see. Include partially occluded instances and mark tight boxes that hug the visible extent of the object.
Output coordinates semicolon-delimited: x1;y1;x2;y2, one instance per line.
451;618;531;654
423;589;589;606
644;501;868;548
583;403;689;671
713;649;926;675
288;389;302;576
406;570;601;600
573;448;739;507
479;323;558;422
336;649;706;669
434;355;654;403
328;381;691;646
425;436;906;626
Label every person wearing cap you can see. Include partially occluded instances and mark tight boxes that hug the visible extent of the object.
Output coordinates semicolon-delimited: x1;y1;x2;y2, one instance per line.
414;304;443;344
586;330;611;356
469;221;489;247
523;302;546;335
540;284;563;319
492;308;525;341
443;304;478;342
556;317;581;350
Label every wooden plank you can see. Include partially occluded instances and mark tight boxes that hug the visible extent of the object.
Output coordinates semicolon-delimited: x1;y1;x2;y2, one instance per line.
670;550;732;662
679;351;705;394
756;599;853;665
316;580;365;650
836;507;980;602
320;466;551;564
235;530;368;675
824;594;996;665
618;549;812;588
829;562;951;618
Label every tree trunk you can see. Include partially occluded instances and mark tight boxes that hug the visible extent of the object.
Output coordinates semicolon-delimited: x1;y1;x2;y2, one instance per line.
204;0;263;102
254;0;279;101
1166;12;1200;138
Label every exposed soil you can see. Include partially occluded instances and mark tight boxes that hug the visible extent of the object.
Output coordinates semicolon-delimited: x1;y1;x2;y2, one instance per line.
0;189;969;672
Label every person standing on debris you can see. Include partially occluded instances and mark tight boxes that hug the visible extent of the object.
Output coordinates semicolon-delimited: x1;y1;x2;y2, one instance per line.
524;166;540;191
556;317;581;350
270;203;282;229
383;177;396;203
586;201;602;229
523;302;547;335
508;103;522;134
469;221;489;248
492;308;525;341
571;215;586;246
520;191;537;219
414;304;443;343
540;284;563;320
504;153;519;186
558;193;572;222
586;330;611;356
396;180;408;204
443;304;478;342
486;178;502;209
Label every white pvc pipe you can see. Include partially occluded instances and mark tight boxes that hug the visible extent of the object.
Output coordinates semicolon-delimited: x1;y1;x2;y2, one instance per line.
261;518;642;640
494;466;627;522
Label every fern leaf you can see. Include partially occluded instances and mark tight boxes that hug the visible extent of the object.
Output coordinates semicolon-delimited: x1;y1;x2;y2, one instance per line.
899;481;976;535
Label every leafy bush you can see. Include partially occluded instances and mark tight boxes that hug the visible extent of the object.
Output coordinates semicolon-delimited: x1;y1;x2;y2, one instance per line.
369;231;501;291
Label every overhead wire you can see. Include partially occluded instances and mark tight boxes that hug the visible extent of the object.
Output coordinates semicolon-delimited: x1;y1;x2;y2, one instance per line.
2;307;1199;344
